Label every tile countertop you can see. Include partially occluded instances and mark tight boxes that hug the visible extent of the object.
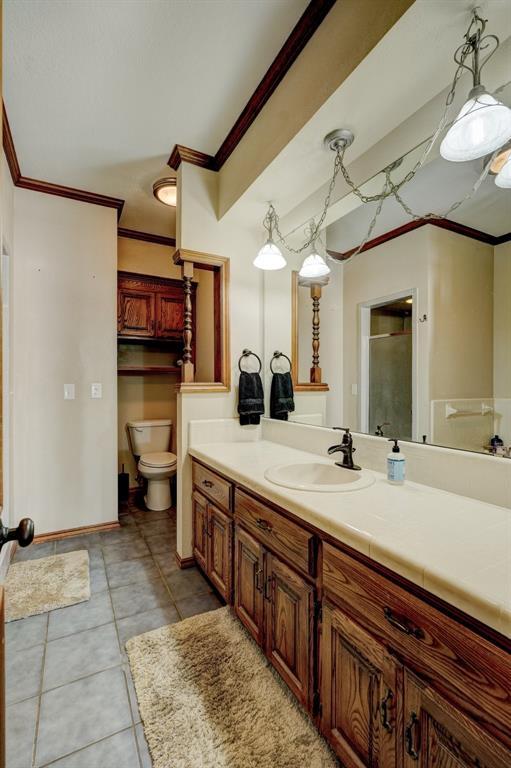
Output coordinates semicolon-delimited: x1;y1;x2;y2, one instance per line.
189;440;511;638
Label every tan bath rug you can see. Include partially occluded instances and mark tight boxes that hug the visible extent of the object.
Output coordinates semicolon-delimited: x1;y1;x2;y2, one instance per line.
5;550;90;622
127;606;338;768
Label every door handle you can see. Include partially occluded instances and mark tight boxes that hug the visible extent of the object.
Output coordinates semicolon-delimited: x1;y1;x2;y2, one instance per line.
255;568;263;593
0;517;35;552
264;574;274;602
256;518;273;534
384;607;424;639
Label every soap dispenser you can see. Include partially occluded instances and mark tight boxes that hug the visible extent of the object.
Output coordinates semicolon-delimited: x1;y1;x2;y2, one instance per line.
387;439;405;485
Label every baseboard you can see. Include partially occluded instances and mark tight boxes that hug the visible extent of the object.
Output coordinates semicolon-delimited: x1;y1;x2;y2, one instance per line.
175;552;195;570
34;520;120;543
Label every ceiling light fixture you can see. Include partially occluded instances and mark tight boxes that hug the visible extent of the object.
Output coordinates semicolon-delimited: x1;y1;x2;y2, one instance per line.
255;10;510;268
153;177;177;207
253;204;286;270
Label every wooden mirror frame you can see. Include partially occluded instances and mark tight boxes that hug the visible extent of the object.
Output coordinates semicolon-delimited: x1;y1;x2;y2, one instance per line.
173;249;230;393
291;270;329;392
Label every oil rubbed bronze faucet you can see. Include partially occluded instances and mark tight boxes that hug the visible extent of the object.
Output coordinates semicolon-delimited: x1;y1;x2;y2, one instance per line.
328;427;361;471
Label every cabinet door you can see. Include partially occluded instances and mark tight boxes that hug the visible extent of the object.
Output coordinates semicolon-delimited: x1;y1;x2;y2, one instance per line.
118;289;155;337
192;491;208;573
156;294;184;338
403;671;511;768
264;552;313;708
234;525;264;646
208;504;232;603
321;602;400;768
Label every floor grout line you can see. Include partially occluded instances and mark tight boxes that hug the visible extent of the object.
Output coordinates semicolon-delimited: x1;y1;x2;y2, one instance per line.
31;610;49;768
38;725;137;768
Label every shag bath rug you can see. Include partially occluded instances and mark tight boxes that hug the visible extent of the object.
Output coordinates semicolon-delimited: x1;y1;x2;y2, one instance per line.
127;606;338;768
5;550;90;622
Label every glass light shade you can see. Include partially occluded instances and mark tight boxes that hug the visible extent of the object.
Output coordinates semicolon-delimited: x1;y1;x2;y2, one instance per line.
298;251;331;279
153;178;177;206
440;92;511;162
253;240;286;270
495;156;511;188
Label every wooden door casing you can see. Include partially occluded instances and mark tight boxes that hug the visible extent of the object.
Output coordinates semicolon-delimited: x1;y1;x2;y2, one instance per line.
192;491;208;573
321;602;400;768
0;588;4;768
208;504;232;602
234;525;264;646
117;289;155;337
403;671;511;768
265;551;313;707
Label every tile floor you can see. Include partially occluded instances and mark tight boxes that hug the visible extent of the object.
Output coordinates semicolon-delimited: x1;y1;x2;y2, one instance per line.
5;499;222;768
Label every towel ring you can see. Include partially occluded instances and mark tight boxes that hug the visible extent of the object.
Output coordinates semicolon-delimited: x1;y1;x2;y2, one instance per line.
270;350;292;374
238;349;262;374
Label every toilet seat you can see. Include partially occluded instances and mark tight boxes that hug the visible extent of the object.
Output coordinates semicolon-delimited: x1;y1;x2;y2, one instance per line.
139;451;177;468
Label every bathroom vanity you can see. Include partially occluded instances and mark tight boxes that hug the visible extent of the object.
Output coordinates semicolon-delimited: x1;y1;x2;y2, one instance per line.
190;449;511;768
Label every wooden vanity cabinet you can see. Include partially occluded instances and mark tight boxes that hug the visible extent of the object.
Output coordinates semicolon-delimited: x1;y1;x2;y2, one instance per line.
321;601;400;768
402;670;510;768
192;484;233;604
233;491;316;709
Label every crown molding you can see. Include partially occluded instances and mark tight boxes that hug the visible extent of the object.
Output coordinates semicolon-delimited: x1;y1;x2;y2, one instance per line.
3;102;125;218
167;0;336;172
118;227;176;247
2;103;21;183
327;218;511;261
168;144;216;172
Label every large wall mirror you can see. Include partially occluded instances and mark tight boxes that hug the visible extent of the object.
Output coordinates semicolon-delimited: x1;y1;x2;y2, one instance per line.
263;111;511;458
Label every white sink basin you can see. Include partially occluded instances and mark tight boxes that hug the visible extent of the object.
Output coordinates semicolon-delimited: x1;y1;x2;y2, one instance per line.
264;461;375;493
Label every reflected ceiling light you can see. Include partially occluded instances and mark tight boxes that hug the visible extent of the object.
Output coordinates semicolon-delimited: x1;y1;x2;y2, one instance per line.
153;177;177;207
299;247;331;279
255;10;510;270
440;13;511;162
254;204;286;270
495;157;511;188
405;298;413;304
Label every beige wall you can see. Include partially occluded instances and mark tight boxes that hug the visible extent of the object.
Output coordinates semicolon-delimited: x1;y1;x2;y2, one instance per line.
494;241;511;399
13;189;118;535
176;162;263;559
428;227;493;401
1;154;14;528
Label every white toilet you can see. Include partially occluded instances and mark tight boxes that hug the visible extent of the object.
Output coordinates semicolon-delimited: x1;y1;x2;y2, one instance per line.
127;419;177;511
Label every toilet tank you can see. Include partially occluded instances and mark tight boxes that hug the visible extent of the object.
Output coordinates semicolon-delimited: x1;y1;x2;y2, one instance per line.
127;419;172;456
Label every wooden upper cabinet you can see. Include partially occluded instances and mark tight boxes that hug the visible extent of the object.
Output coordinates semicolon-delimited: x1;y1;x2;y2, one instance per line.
156;293;185;338
321;601;400;768
265;551;313;707
403;671;511;768
117;271;195;342
118;288;155;337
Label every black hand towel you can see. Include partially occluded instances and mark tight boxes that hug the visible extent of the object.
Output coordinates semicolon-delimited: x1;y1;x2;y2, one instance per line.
238;371;265;425
270;372;295;421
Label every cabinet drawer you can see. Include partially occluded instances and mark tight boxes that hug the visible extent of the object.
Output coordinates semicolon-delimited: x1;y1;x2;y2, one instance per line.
192;462;231;513
235;489;314;576
323;543;511;747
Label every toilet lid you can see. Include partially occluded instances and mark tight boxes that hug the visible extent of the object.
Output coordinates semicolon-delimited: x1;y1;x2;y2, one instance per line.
139;451;177;468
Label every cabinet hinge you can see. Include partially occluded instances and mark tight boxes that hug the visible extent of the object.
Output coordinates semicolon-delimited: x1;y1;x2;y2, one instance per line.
314;600;322;622
312;691;322;718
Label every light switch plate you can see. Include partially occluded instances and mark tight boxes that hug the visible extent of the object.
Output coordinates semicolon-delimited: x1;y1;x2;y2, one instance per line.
91;382;102;399
64;383;75;400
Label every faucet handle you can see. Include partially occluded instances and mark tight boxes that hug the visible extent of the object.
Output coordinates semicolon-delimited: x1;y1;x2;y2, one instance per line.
333;427;351;433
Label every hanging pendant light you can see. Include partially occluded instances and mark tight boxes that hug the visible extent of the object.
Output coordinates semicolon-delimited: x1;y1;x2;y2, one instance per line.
254;204;286;270
440;88;511;162
299;245;331;279
440;13;511;162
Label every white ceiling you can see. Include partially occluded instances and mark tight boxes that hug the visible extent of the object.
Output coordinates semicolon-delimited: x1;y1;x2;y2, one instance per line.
3;0;308;234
